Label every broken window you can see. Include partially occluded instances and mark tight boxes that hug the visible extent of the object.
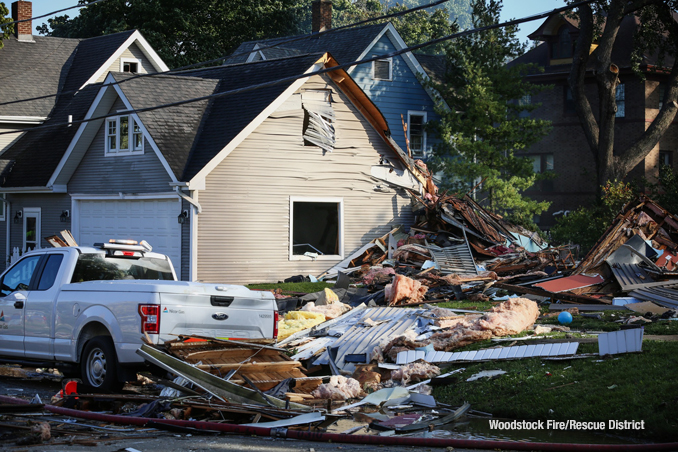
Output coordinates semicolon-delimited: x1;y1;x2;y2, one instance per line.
302;90;335;153
407;112;426;158
373;57;392;81
290;197;343;258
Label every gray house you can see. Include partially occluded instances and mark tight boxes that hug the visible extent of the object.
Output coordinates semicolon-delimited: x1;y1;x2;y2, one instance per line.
0;46;425;282
0;1;168;270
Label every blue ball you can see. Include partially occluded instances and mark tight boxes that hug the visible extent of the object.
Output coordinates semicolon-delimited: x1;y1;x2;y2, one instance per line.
558;311;573;325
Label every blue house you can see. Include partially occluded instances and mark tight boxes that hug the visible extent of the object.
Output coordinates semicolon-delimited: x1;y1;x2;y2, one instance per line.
226;0;445;160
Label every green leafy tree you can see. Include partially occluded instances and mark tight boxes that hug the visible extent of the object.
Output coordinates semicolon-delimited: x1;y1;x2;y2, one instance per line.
1;1;15;49
567;0;678;190
332;0;459;53
37;0;311;68
428;0;552;226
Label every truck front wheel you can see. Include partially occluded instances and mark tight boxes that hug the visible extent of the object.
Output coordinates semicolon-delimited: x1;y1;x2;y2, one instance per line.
81;336;122;392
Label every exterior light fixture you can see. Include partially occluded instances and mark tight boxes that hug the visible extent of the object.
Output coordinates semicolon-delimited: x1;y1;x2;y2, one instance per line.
60;210;70;222
14;211;22;224
177;210;189;224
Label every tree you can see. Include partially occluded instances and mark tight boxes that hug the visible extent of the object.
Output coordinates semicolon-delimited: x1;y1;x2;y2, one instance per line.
1;1;15;49
332;0;460;54
428;0;552;225
568;0;678;190
37;0;312;68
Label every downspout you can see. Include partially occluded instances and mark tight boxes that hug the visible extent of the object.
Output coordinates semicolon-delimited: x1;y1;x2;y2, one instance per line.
0;197;10;267
174;187;202;281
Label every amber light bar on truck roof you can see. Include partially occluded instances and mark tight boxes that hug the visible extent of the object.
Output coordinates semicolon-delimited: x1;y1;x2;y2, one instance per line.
94;239;153;253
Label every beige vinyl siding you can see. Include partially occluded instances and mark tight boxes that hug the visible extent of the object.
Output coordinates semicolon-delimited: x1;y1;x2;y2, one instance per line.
68;98;174;194
95;43;155;83
0;124;30;154
197;74;414;284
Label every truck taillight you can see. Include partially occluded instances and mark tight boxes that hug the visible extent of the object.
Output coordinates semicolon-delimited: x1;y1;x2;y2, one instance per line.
273;311;279;339
139;304;160;334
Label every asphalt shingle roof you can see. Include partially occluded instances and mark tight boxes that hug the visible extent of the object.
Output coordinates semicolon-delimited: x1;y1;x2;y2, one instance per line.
0;84;100;187
111;72;219;180
224;23;387;67
0;35;80;117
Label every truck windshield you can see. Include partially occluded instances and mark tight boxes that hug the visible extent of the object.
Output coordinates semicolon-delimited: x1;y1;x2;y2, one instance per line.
71;253;174;282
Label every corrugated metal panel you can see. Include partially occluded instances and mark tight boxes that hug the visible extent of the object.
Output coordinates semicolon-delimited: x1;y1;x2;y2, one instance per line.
396;342;580;364
313;306;425;372
427;240;477;275
598;328;643;355
629;285;678;308
197;74;415;283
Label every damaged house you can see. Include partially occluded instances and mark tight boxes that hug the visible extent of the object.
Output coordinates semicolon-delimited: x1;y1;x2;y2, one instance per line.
0;46;427;282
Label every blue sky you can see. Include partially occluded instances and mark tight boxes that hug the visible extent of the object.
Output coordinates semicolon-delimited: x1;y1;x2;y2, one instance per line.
27;0;564;44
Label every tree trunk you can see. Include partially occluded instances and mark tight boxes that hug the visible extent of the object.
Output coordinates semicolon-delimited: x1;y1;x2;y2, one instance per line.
569;0;678;194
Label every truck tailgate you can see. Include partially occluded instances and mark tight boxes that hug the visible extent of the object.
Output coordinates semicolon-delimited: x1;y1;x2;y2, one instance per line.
159;293;276;341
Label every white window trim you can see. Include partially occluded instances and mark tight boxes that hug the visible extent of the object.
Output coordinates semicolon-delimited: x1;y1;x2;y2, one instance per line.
105;115;144;156
0;194;5;222
23;207;41;251
372;56;393;81
289;196;344;261
120;57;143;73
407;110;427;157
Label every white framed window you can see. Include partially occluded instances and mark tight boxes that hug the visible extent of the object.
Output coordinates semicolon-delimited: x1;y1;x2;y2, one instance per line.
615;83;625;118
120;58;141;73
372;56;392;81
23;207;41;251
289;197;343;260
407;111;427;158
105;115;144;155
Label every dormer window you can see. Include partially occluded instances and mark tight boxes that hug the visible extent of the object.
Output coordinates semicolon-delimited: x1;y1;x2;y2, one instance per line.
552;26;573;59
121;58;141;73
105;115;144;155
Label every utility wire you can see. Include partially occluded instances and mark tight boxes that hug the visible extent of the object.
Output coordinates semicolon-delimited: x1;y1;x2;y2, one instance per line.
0;0;596;137
0;0;456;109
1;0;111;27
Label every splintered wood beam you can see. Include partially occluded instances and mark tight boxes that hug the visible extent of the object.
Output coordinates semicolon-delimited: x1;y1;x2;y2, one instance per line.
195;361;302;372
493;283;610;304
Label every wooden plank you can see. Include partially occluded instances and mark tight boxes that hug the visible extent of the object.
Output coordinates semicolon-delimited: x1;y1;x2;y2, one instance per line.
196;361;302;372
494;282;610;304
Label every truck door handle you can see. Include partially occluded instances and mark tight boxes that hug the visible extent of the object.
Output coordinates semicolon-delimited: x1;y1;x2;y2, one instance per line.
14;300;24;309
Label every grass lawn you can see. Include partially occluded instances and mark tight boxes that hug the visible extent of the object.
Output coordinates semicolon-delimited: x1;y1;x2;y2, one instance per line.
247;281;333;294
432;302;678;442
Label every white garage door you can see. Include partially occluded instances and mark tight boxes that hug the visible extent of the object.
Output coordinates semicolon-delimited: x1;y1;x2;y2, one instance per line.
76;198;182;277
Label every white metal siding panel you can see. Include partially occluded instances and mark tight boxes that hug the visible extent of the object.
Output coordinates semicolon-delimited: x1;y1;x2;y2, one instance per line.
76;198;182;275
95;43;155;83
68;98;173;193
197;74;414;283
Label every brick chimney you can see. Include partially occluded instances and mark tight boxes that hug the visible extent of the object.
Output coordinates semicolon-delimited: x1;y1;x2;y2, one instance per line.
11;1;33;41
312;0;332;33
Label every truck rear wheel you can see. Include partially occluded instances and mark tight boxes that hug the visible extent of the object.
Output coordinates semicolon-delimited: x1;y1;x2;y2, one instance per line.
81;336;122;392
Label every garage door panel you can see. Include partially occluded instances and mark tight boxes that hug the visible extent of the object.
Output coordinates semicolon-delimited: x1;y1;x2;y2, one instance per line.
77;199;182;278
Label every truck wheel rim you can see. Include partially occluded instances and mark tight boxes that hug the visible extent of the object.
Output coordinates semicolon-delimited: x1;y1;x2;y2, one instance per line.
87;348;107;387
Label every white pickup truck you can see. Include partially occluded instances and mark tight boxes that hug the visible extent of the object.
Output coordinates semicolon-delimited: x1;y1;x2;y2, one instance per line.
0;240;278;391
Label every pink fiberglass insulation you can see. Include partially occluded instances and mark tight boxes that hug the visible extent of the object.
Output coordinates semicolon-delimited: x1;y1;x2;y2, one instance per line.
383;298;540;359
362;267;396;285
311;376;363;400
385;274;429;306
390;361;440;384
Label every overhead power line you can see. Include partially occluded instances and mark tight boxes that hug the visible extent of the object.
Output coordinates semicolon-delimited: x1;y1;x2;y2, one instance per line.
0;0;455;109
0;0;596;138
1;0;111;27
